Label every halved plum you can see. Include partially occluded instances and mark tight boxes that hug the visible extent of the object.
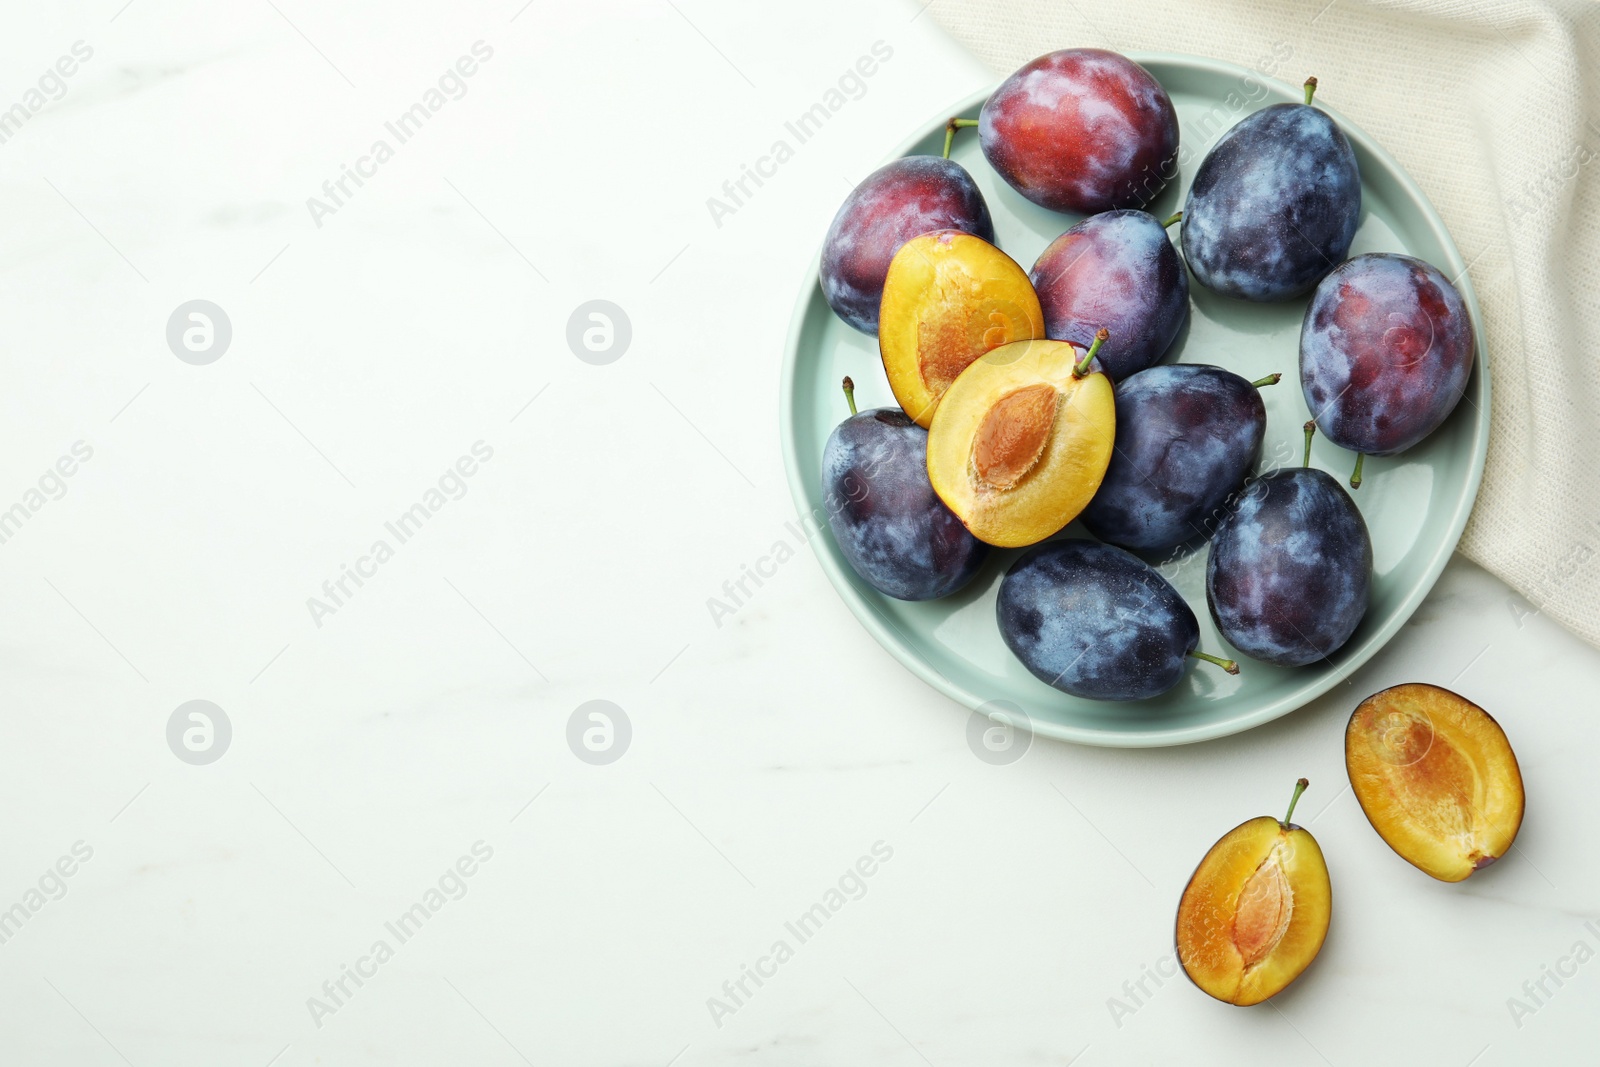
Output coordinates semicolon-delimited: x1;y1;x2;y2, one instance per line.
1345;683;1524;882
1176;780;1332;1006
879;230;1044;427
925;334;1114;548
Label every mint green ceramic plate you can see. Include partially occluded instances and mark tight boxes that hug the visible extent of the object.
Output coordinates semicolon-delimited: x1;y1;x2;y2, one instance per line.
779;54;1489;747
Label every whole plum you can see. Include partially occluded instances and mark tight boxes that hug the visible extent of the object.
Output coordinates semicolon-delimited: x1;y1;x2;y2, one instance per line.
820;157;994;334
1182;80;1360;301
1081;364;1273;552
823;380;987;600
1207;433;1372;667
1301;252;1474;459
998;539;1235;701
1029;210;1189;381
980;49;1179;215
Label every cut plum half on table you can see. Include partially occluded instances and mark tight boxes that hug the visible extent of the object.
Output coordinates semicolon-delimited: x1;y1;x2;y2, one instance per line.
1346;683;1524;882
1177;779;1332;1006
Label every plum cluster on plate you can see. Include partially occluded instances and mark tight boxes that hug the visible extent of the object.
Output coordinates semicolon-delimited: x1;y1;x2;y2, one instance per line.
816;49;1475;701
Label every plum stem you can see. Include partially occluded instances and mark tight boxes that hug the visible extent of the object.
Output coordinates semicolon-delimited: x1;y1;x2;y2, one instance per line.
1283;778;1310;826
943;118;979;159
842;376;857;416
1350;453;1365;489
1304;77;1318;106
1251;373;1282;389
1189;650;1240;675
1303;420;1317;468
1161;211;1182;228
1072;328;1110;378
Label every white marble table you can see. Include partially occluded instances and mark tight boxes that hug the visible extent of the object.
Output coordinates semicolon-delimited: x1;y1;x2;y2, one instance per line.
0;1;1593;1063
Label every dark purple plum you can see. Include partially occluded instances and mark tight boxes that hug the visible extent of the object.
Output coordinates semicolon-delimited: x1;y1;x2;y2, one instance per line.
1207;430;1372;667
1081;364;1274;552
979;49;1179;214
822;380;987;600
1181;79;1360;301
998;539;1236;701
1301;252;1474;467
1029;210;1189;381
820;156;994;335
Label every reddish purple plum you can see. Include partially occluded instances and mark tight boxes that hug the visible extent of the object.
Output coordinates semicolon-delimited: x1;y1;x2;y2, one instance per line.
823;379;987;600
820;157;994;334
1081;365;1274;552
1181;79;1360;301
979;49;1179;215
1029;210;1189;381
1300;252;1474;463
1207;427;1372;668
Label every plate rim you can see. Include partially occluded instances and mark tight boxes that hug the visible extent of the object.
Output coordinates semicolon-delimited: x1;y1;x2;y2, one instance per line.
778;51;1491;748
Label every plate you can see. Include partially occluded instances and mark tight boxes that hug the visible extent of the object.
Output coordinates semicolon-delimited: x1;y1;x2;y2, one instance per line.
778;54;1489;747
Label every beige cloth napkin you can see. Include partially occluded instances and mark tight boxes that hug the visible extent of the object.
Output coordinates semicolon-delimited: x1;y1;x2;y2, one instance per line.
927;0;1600;646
